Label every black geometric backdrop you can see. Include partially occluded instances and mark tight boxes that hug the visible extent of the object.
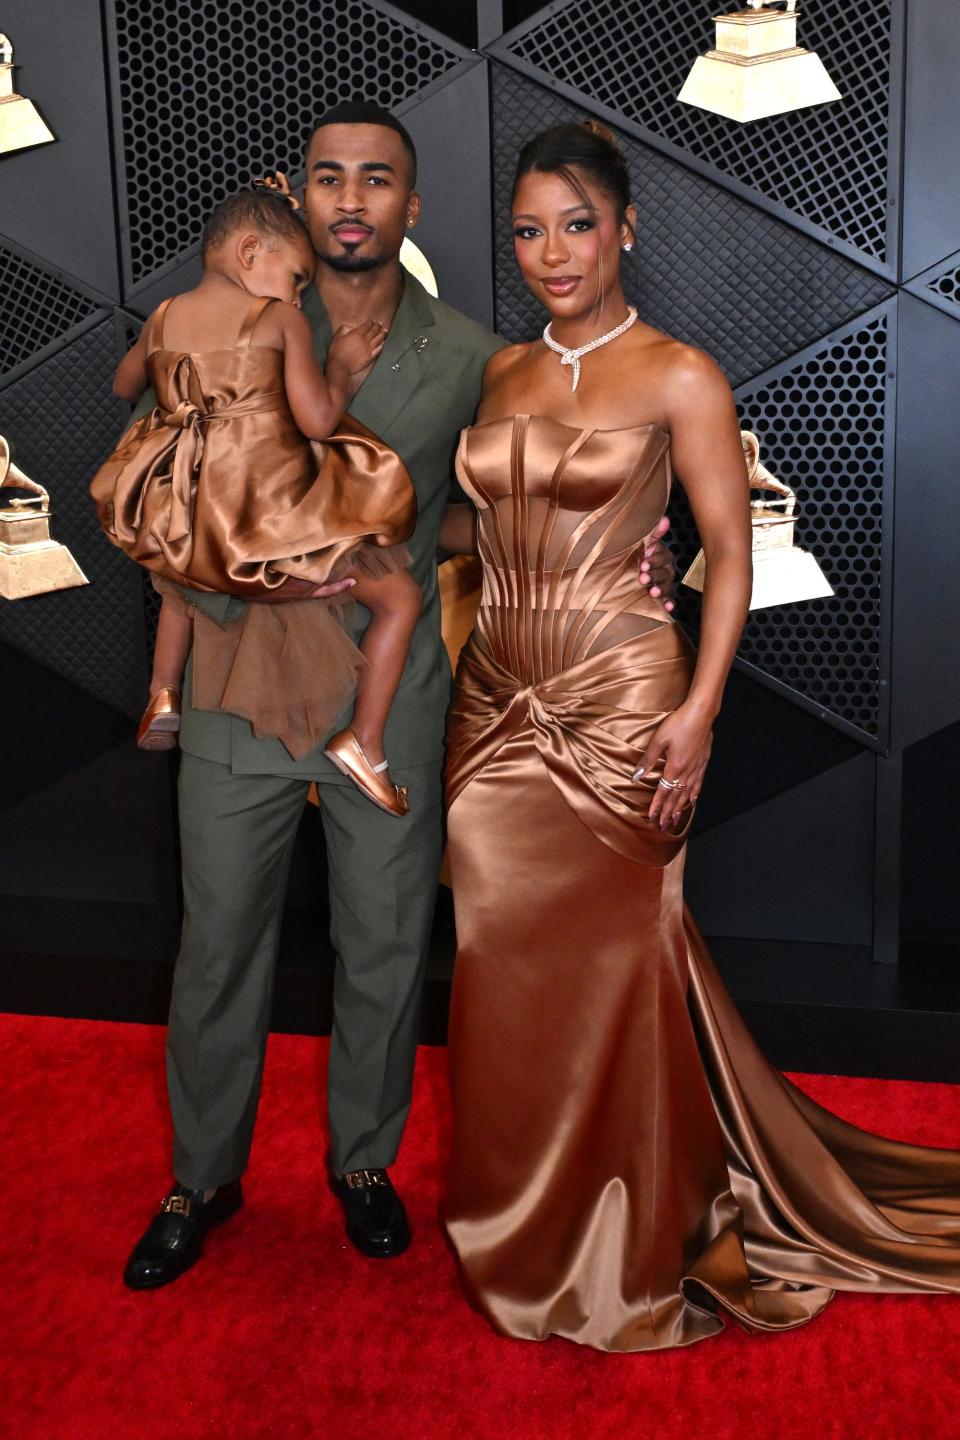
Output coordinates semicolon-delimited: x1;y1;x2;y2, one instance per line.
1;0;958;1049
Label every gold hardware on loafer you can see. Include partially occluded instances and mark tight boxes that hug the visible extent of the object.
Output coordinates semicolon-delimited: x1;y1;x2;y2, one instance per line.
343;1169;389;1190
160;1194;192;1216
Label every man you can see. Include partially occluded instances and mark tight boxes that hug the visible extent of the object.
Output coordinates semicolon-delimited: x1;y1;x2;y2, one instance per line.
124;102;672;1288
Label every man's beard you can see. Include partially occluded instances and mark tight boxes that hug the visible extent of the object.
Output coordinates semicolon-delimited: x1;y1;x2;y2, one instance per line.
320;250;384;274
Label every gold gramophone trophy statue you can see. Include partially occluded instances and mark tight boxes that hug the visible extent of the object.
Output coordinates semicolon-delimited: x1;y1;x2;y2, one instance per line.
678;1;841;123
0;436;88;599
0;34;55;155
683;431;834;609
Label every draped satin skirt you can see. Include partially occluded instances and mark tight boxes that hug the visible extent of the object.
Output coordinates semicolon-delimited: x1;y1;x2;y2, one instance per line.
445;621;960;1353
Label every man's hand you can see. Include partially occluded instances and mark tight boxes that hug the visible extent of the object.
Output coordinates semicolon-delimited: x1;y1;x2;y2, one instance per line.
254;576;356;604
638;515;676;613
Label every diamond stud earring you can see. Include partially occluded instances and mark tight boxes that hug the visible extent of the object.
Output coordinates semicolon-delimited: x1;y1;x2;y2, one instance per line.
622;242;633;253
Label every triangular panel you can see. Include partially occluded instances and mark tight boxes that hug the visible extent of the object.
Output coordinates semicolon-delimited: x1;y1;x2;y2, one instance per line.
903;248;960;323
0;241;105;384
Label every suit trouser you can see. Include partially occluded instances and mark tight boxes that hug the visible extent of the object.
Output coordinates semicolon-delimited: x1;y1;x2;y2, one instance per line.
167;752;444;1188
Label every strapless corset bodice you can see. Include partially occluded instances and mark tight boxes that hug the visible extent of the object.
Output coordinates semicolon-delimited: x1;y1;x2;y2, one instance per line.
455;414;674;682
457;413;669;511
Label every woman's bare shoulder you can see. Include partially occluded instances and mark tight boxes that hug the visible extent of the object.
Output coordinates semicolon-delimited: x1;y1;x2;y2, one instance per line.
642;332;729;393
483;340;536;385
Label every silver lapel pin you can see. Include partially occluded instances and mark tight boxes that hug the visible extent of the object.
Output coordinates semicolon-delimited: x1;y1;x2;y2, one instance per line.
392;336;429;372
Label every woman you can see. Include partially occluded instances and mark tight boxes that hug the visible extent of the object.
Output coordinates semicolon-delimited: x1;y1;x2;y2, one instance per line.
439;121;960;1353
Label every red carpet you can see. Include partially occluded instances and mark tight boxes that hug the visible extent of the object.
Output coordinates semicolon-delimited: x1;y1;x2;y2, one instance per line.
4;1013;960;1439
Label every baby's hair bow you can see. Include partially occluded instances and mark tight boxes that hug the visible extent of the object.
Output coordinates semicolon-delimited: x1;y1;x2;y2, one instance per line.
252;169;301;211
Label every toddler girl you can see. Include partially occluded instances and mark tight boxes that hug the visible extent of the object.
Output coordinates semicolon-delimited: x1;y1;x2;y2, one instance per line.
92;186;420;816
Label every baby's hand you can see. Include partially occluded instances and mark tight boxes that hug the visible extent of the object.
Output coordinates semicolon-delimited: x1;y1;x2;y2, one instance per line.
329;320;387;375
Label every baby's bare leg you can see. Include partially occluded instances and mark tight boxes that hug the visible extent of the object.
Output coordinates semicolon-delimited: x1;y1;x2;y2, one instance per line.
150;597;193;695
346;568;422;771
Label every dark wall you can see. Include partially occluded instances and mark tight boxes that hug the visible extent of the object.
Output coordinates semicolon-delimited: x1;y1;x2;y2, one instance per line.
1;2;959;1043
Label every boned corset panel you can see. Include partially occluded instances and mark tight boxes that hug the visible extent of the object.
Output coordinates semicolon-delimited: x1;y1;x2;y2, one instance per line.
455;414;674;681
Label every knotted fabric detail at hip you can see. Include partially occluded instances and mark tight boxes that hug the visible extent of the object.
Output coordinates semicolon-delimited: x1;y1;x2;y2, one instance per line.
446;625;697;868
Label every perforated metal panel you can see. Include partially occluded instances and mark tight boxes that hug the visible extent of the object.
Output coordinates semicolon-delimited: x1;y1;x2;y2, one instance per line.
109;0;470;289
735;314;890;739
490;65;891;385
901;250;960;323
0;321;148;716
497;0;895;267
0;243;103;382
663;312;891;743
924;262;960;311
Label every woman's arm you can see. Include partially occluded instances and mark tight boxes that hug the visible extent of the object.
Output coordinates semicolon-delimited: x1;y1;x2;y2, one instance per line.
636;347;752;829
439;504;477;556
280;307;384;439
113;327;150;404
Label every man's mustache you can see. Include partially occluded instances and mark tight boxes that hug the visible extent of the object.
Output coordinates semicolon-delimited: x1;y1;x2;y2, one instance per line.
330;221;374;237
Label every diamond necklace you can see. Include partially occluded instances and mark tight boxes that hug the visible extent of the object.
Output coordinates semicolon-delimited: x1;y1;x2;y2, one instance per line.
542;306;638;392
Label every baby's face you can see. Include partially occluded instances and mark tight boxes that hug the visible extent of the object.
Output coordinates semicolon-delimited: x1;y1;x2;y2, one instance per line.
244;234;315;307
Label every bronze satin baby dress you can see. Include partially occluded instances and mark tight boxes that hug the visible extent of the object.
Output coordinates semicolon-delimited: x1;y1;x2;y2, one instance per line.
444;414;960;1353
91;295;416;757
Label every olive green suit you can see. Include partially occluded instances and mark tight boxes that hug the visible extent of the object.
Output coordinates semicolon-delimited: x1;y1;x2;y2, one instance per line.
140;276;501;1184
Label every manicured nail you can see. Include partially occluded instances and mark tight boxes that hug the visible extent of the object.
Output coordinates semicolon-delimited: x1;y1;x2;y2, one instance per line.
633;766;645;778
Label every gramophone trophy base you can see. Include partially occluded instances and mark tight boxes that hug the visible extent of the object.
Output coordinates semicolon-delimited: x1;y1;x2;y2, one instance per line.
678;48;841;123
0;537;89;600
0;94;54;154
683;546;834;611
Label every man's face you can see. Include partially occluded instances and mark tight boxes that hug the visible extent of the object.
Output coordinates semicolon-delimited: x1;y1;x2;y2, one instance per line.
302;123;420;274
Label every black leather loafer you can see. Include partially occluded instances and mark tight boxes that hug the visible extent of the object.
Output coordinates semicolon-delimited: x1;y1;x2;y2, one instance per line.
123;1180;243;1289
330;1168;411;1258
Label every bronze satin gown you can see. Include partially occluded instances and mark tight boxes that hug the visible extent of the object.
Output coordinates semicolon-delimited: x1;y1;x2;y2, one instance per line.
444;414;960;1353
91;295;415;757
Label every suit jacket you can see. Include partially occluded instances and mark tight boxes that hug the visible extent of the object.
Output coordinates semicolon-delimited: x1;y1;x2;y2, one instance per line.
128;275;503;778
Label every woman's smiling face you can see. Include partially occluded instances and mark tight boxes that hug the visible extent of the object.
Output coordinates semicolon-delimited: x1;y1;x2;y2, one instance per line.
512;166;633;322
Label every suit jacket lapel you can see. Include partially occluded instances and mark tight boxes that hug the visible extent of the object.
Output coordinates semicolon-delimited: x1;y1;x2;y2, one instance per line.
302;274;438;444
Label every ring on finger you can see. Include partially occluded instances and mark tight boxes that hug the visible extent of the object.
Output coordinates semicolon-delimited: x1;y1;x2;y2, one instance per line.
657;776;685;791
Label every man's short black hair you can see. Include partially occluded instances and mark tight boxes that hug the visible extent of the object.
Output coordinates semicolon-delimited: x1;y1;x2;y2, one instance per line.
306;101;418;185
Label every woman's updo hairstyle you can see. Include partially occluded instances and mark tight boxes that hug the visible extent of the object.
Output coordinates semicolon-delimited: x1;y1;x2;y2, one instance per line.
513;119;634;242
